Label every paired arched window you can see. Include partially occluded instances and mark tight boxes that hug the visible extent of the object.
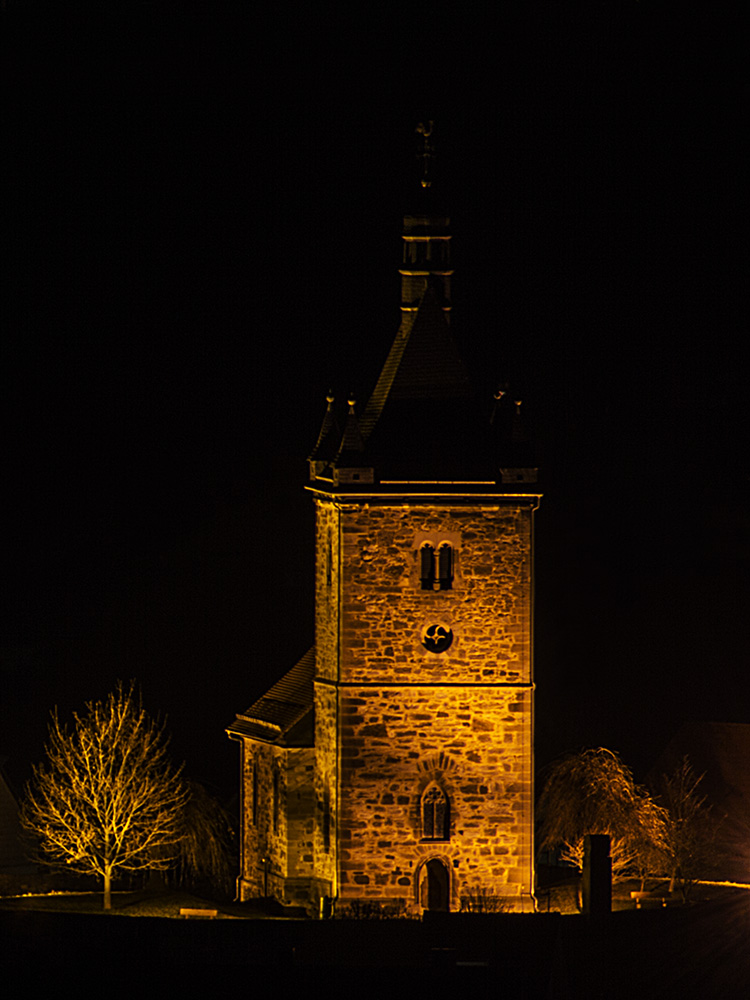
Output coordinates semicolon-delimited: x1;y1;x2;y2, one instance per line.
420;543;453;591
421;785;450;841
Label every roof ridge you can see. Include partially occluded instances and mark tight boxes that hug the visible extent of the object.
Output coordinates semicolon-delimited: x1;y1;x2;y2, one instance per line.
359;310;419;442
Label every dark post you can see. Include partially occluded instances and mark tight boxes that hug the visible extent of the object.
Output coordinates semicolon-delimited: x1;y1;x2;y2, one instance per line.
582;834;611;916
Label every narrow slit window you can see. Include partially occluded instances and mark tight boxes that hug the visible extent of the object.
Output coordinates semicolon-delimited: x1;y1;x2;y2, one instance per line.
326;531;333;587
438;544;453;590
272;770;280;832
322;787;331;853
420;544;435;590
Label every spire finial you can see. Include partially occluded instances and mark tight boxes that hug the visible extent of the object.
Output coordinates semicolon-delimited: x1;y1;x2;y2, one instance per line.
415;121;435;189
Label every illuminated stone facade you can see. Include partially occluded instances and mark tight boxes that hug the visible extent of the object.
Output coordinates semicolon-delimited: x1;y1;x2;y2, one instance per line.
313;499;536;912
228;180;540;914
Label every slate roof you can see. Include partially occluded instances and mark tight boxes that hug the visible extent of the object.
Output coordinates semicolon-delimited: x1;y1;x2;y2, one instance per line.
359;280;472;439
226;647;315;748
356;281;499;482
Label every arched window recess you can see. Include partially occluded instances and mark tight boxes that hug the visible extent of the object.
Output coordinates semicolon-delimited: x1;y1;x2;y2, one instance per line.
420;542;454;591
421;784;450;841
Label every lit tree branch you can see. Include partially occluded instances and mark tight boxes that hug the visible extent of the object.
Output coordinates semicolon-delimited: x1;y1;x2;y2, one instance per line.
537;747;668;891
20;682;189;909
652;756;720;901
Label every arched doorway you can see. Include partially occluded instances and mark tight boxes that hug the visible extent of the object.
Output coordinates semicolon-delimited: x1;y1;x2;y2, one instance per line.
419;858;450;912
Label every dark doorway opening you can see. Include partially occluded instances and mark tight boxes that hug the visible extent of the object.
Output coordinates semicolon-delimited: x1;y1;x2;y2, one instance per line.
422;858;449;911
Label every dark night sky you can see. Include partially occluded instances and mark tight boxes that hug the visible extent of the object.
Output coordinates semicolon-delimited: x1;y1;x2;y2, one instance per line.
3;4;749;799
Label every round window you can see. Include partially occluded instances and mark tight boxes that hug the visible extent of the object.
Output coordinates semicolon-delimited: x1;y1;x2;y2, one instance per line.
422;624;454;653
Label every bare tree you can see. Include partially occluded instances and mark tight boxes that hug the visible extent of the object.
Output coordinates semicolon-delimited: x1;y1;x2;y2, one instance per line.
538;748;666;891
653;756;718;902
173;781;236;895
20;683;189;909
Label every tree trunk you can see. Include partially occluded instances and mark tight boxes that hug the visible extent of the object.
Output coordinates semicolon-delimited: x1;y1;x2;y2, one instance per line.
668;866;679;895
103;833;112;910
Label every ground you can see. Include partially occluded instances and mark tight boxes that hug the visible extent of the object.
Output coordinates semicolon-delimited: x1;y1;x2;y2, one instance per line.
1;875;745;918
0;886;297;918
2;879;750;997
537;867;750;914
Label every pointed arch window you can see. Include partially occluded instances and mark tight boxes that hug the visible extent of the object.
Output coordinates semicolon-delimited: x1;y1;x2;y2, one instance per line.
421;785;450;841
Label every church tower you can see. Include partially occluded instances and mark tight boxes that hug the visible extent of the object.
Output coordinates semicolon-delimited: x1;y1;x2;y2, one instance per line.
228;127;540;913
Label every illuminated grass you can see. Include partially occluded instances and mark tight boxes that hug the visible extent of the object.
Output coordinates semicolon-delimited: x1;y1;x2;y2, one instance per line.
0;890;261;918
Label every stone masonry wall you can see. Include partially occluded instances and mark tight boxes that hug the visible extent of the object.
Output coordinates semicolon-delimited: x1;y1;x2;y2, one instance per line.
337;685;532;909
312;497;536;911
285;747;316;884
312;681;338;893
314;501;340;683
338;504;533;685
239;739;314;904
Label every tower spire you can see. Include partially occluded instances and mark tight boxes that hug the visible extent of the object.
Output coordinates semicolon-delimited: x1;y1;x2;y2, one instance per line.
400;122;452;324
